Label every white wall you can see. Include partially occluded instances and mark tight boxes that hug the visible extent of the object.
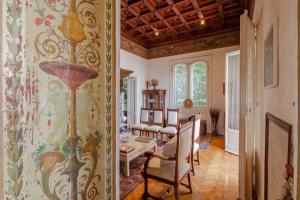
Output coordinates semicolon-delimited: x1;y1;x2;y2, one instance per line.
254;0;298;199
147;46;239;134
120;49;149;124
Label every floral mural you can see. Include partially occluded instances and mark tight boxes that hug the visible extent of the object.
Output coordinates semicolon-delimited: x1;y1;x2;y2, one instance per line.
2;0;114;199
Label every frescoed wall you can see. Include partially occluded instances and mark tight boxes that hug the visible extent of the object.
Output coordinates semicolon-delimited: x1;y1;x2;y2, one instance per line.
2;0;115;199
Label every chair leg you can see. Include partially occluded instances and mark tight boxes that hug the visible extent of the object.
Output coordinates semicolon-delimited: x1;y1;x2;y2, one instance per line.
174;184;179;200
187;172;193;194
191;153;195;176
142;176;149;200
155;132;159;144
197;151;200;165
160;133;164;145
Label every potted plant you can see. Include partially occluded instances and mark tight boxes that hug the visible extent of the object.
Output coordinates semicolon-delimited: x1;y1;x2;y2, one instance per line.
209;108;220;136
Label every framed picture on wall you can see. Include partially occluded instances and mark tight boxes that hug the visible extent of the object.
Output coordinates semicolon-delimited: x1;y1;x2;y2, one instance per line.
264;113;293;200
264;19;278;88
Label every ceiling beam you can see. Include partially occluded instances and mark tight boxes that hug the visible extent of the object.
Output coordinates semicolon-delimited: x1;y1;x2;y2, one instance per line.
121;0;242;49
190;0;205;21
124;8;241;34
216;0;225;23
166;0;191;30
143;0;177;34
141;16;239;39
147;27;240;48
121;0;128;7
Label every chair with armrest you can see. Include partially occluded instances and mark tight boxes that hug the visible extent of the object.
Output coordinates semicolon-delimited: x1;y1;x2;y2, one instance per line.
160;108;179;143
131;108;150;136
191;114;201;175
144;109;164;140
141;122;194;200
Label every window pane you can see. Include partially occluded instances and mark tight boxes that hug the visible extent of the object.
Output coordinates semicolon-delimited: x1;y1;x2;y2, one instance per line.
192;62;207;106
174;64;188;106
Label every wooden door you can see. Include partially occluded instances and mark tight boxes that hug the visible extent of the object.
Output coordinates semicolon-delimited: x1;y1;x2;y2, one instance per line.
240;10;256;200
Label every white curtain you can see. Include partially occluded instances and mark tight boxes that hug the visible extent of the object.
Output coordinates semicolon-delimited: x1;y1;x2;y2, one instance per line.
227;54;240;130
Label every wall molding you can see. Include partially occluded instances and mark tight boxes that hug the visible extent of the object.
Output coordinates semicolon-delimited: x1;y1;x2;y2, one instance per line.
121;31;240;59
121;36;148;59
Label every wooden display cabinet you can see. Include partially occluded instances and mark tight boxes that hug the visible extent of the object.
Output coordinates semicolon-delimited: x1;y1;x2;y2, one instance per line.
143;90;166;110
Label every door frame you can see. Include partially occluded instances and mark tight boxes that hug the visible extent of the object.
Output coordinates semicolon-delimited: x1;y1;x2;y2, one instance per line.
115;0;121;199
127;77;137;128
240;10;256;200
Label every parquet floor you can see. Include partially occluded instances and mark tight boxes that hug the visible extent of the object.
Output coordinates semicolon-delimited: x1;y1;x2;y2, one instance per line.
123;136;239;200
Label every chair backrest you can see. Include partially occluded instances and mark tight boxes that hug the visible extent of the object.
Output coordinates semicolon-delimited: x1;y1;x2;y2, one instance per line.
166;108;179;127
140;108;150;124
175;121;194;181
153;109;164;126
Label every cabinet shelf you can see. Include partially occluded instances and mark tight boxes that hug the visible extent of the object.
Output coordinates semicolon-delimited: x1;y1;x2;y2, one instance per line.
143;90;166;111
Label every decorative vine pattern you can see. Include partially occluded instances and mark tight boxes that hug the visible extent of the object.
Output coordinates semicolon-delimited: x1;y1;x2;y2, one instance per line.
34;0;101;70
77;44;101;68
77;0;99;29
3;0;114;199
43;0;67;12
34;31;66;60
105;0;113;199
4;0;24;199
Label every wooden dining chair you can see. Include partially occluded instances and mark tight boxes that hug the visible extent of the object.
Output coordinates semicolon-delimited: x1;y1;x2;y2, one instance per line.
142;122;194;200
131;108;150;136
160;108;179;143
144;109;164;140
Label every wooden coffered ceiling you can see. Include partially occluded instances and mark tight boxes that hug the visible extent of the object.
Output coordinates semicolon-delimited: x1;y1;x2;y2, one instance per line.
121;0;244;49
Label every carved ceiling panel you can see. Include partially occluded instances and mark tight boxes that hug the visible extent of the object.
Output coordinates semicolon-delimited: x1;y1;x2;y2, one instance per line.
121;0;243;48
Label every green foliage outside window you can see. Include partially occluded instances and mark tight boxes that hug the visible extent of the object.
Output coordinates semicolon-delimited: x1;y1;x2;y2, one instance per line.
192;62;207;106
174;64;189;105
174;62;208;106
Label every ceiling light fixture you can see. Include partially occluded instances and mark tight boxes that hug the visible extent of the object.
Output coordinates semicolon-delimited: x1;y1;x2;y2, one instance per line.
155;31;160;37
200;18;206;26
198;12;206;26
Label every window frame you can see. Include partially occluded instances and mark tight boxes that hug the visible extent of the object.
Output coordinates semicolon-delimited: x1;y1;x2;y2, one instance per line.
170;56;211;108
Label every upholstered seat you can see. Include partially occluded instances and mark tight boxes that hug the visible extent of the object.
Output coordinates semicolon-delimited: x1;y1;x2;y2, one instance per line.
144;125;163;132
160;127;177;134
132;123;148;130
144;157;191;182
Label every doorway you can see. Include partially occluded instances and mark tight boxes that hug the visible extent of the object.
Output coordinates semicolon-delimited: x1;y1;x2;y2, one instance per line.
120;69;135;134
225;50;241;155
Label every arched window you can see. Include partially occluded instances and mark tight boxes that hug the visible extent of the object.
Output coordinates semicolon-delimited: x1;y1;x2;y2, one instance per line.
191;61;208;106
173;61;208;106
174;64;189;106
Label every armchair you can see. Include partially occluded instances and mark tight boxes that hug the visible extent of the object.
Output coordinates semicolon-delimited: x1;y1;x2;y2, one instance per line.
141;122;194;200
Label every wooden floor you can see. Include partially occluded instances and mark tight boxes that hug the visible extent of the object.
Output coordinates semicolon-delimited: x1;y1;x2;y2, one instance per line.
124;136;239;200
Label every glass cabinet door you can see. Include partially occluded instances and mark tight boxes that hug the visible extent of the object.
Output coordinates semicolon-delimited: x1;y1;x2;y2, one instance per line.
143;90;166;112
